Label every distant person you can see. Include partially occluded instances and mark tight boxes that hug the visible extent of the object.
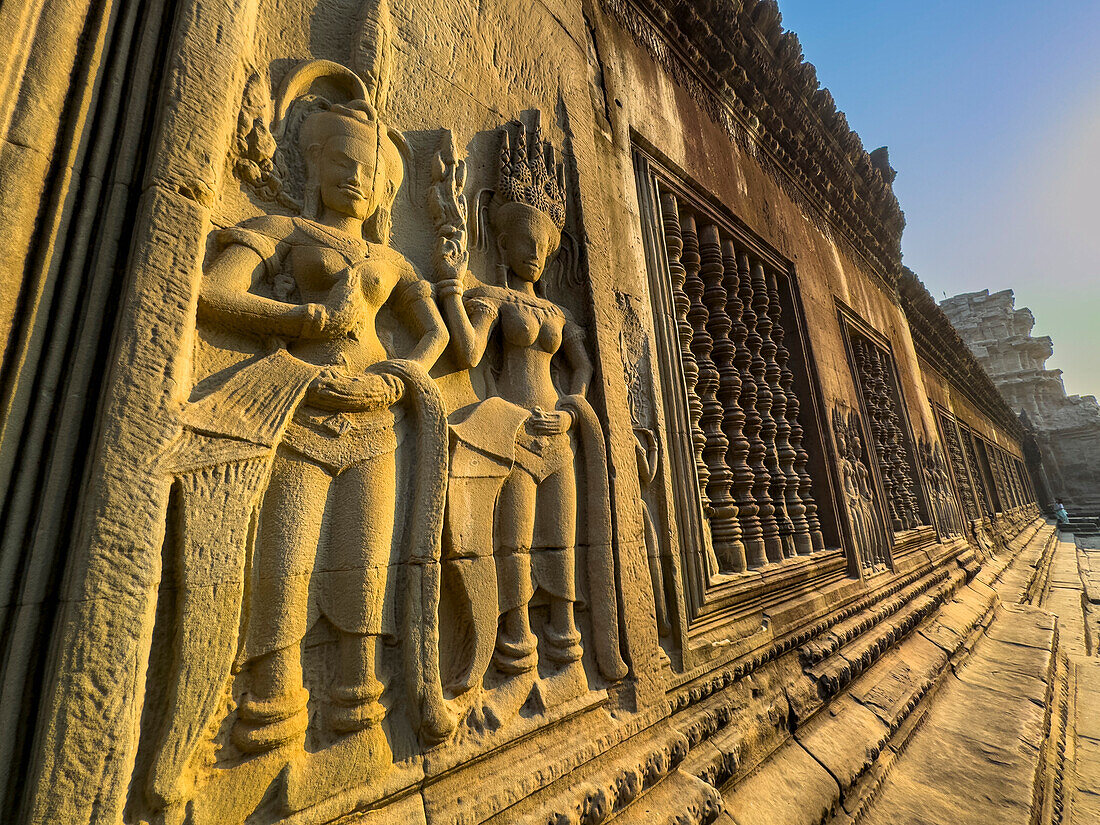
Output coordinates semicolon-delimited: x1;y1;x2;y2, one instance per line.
1054;499;1070;524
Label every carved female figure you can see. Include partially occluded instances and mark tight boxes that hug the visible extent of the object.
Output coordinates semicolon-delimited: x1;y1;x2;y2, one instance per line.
431;120;626;702
834;409;888;570
206;96;450;752
148;62;454;814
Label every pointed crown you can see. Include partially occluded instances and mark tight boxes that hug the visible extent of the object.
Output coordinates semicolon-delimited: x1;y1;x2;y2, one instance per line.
497;114;567;231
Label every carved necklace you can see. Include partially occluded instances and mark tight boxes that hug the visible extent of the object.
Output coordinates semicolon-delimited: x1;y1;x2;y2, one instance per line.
296;218;372;266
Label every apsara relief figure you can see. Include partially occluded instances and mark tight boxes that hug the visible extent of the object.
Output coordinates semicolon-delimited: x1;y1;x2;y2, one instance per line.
429;119;627;711
147;56;455;817
920;437;964;538
834;408;889;571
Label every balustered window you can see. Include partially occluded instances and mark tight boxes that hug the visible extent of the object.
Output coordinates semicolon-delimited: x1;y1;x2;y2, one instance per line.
958;426;993;516
634;152;841;626
935;408;981;522
840;321;930;533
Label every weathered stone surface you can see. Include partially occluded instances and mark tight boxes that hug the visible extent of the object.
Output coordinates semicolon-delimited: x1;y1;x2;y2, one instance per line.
0;1;1063;824
721;740;840;825
861;607;1054;825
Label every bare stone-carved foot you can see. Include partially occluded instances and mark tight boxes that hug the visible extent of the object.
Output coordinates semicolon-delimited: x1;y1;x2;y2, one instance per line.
464;699;502;735
494;631;539;674
543;625;583;666
232;686;309;754
530;659;588;709
463;667;537;737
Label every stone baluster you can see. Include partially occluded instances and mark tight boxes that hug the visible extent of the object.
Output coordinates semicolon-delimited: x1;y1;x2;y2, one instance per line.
940;414;978;520
990;448;1008;511
697;222;744;570
1012;460;1022;507
1003;453;1015;508
762;267;796;557
720;240;757;572
660;192;710;514
750;258;783;562
1004;452;1020;508
736;250;768;568
871;345;920;529
797;420;827;553
962;430;990;514
768;269;814;555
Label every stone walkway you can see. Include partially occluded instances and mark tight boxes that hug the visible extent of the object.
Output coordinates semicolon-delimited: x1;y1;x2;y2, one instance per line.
1053;534;1100;825
859;527;1099;825
859;603;1055;825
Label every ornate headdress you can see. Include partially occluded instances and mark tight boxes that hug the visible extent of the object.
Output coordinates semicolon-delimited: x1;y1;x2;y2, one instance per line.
496;114;567;231
233;0;409;238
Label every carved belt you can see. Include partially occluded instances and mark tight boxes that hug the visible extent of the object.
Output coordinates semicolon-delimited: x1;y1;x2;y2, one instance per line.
281;404;400;474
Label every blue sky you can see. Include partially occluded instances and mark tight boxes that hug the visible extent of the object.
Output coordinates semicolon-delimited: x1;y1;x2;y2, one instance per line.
777;1;1100;398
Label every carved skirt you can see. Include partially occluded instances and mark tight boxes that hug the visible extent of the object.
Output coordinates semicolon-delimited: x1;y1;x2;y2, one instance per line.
281;404;400;474
244;404;401;659
496;429;578;606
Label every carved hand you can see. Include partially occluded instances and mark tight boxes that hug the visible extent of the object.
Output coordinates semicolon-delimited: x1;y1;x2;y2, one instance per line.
307;371;404;411
529;407;573;436
290;302;332;338
321;266;368;336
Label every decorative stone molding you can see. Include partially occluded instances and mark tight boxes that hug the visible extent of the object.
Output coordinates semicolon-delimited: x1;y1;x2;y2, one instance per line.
899;270;1024;438
602;0;905;285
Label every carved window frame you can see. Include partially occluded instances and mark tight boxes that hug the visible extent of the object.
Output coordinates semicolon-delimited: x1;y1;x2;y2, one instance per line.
957;424;994;516
836;303;935;556
632;145;846;647
933;405;982;523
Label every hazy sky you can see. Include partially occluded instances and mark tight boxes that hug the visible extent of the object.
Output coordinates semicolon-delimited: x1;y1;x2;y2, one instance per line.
778;1;1100;398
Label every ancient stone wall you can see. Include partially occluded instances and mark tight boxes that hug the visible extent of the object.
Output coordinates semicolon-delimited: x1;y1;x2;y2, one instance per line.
0;2;1045;824
941;288;1100;514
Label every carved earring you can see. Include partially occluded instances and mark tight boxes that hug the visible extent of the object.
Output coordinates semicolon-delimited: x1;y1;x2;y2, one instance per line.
495;238;508;284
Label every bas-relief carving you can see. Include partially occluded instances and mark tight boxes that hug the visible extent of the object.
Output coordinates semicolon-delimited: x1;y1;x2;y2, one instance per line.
832;407;889;573
138;14;626;822
147;55;453;823
432;118;627;719
619;293;677;655
918;436;965;539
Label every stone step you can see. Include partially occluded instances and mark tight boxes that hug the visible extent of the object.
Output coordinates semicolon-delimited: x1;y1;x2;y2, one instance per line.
1070;659;1100;825
855;605;1057;825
